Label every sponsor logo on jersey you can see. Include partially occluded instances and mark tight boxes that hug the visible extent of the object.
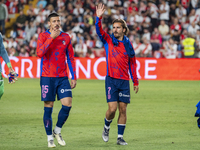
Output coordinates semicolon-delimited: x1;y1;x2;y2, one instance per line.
61;89;72;93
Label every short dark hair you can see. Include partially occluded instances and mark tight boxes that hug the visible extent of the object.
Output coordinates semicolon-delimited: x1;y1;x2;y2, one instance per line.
47;12;59;21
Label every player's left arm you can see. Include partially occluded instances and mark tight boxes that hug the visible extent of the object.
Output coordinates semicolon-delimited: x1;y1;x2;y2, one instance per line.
66;38;77;89
129;56;139;93
0;33;18;83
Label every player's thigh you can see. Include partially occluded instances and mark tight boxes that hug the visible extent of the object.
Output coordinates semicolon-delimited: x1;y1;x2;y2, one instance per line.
44;101;54;107
108;101;118;112
118;80;130;104
40;77;56;101
105;76;119;102
60;97;72;107
57;77;72;101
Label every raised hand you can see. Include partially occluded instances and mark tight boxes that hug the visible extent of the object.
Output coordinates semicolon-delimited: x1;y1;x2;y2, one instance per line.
96;3;106;18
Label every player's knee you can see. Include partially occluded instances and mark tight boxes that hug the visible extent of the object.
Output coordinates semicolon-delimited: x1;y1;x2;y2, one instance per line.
109;107;117;114
44;101;54;107
119;107;127;115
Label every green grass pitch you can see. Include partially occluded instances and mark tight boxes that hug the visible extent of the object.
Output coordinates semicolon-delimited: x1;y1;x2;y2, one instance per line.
0;78;200;150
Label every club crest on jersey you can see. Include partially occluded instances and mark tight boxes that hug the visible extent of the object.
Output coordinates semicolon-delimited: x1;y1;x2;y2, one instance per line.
62;41;66;45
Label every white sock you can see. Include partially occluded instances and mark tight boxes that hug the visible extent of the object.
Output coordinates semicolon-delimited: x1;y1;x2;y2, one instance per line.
54;126;61;134
118;134;123;138
47;135;54;142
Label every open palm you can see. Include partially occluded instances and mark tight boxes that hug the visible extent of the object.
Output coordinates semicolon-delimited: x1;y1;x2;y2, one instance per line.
96;3;106;18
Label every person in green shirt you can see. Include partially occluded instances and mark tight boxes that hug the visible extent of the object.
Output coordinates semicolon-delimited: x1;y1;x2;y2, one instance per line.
0;32;18;99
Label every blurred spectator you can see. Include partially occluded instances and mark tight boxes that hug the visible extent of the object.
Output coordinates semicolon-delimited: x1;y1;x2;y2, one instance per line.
150;27;162;55
26;3;36;22
13;9;27;37
140;10;151;29
170;18;182;35
175;3;187;26
29;35;37;49
5;0;18;14
158;20;170;41
182;33;196;58
19;45;29;57
140;37;152;57
86;34;95;49
127;1;138;14
172;29;181;48
169;2;176;22
132;36;142;57
128;10;140;26
112;9;124;20
180;29;188;41
163;38;177;59
0;0;8;36
2;36;8;51
74;38;87;57
37;0;47;8
138;1;147;15
190;0;200;10
47;0;57;9
188;9;199;24
158;0;170;24
87;48;95;58
29;48;37;57
35;10;46;25
142;28;151;41
148;1;159;31
8;37;17;49
24;20;37;42
8;46;18;56
187;21;200;35
195;29;200;58
73;4;84;22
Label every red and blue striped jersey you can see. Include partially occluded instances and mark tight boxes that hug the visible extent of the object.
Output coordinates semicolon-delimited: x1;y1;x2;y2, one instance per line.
36;30;76;80
95;17;138;86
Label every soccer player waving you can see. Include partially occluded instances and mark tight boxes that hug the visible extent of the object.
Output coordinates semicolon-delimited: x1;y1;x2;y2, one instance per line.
95;3;139;145
36;13;77;148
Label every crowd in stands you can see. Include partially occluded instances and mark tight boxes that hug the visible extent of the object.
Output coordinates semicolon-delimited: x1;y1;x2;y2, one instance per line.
0;0;200;58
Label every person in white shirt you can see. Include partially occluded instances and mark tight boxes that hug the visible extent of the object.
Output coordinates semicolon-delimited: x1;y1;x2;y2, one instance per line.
148;1;158;30
128;10;140;26
175;4;187;25
142;28;151;42
140;37;152;57
140;10;151;28
132;36;142;56
74;38;87;57
158;0;170;23
163;38;178;59
189;9;199;24
190;0;199;10
188;21;200;35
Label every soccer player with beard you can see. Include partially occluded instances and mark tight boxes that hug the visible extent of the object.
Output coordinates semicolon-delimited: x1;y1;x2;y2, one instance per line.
36;13;77;148
95;4;139;145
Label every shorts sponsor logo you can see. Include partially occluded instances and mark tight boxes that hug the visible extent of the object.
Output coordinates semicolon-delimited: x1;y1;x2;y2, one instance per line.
61;89;72;93
119;92;130;97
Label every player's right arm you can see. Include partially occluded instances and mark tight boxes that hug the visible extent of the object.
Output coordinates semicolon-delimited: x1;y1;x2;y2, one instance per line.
36;33;53;58
95;3;110;44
